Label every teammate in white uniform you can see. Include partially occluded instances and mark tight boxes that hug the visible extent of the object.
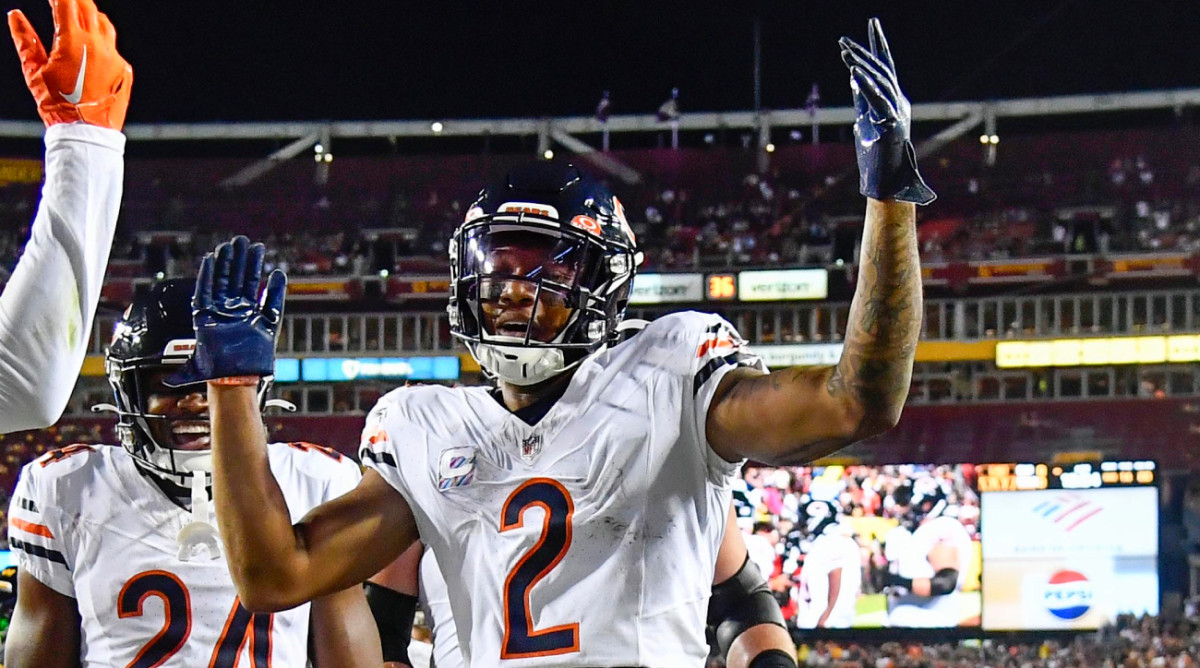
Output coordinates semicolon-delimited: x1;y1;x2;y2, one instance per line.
883;477;974;628
794;501;861;629
0;0;131;433
4;280;380;667
196;22;928;667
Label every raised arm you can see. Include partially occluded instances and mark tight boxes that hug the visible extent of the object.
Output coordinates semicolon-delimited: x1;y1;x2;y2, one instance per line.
707;19;931;466
172;236;419;611
210;385;417;611
0;0;132;431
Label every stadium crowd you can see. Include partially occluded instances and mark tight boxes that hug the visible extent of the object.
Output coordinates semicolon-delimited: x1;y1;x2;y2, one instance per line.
1;128;1199;284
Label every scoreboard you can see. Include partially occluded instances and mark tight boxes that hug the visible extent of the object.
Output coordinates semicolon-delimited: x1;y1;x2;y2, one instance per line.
979;460;1158;630
976;460;1155;492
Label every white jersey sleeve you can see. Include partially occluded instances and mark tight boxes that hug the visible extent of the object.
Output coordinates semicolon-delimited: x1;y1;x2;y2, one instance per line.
650;311;768;479
266;441;363;517
7;445;95;597
358;391;421;508
0;123;125;432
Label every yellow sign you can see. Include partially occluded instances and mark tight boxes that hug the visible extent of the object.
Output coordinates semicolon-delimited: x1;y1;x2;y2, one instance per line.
0;158;42;184
996;335;1200;368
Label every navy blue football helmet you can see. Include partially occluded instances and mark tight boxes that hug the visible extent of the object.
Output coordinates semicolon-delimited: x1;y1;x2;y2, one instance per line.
103;279;274;486
448;164;642;385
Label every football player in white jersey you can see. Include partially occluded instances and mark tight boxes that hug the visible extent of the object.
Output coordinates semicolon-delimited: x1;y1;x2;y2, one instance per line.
189;19;931;668
794;500;862;629
3;280;381;667
882;477;974;628
0;0;132;432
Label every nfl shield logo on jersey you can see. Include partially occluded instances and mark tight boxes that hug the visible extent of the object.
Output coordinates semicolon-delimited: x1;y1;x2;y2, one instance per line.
520;434;543;464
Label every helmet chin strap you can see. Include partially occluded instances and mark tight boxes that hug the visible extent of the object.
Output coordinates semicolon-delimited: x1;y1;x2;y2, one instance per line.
149;448;213;477
473;335;568;386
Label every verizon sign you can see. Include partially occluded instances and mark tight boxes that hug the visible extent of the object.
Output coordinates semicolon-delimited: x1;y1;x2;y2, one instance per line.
629;273;704;304
738;269;828;301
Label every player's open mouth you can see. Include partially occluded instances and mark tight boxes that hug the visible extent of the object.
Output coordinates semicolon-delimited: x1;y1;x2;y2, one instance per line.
498;320;530;335
171;421;211;449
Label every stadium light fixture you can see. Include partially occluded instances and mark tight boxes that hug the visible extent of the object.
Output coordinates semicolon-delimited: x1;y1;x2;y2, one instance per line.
765;143;776;153
543;149;555;160
979;134;989;144
989;134;1000;145
431;122;444;134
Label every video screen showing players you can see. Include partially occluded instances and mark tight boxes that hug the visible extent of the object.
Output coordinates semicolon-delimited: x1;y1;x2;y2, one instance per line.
734;463;982;630
979;461;1159;630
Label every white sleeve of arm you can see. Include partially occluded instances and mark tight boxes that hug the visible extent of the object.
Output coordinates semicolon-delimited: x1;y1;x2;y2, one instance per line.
0;123;125;432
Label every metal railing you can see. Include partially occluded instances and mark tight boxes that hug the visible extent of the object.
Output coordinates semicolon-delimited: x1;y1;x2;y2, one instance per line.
87;287;1200;356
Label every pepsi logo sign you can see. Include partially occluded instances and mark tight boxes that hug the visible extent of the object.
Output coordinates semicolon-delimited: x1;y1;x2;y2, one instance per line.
1042;570;1093;620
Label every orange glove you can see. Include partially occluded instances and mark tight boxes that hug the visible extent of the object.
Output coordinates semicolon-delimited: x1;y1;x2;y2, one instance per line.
8;0;132;130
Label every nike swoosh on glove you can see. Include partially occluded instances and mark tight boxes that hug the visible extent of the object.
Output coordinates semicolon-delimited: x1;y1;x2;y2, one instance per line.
9;0;133;130
840;18;935;205
166;236;287;387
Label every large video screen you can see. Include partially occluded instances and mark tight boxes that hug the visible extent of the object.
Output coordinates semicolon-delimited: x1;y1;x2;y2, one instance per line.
978;462;1159;630
734;464;982;630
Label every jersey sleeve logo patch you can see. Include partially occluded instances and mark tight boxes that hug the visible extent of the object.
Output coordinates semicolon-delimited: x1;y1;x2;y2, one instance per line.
438;447;477;491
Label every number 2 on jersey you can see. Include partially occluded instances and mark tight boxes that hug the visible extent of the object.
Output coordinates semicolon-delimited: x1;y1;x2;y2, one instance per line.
500;478;580;659
118;570;272;668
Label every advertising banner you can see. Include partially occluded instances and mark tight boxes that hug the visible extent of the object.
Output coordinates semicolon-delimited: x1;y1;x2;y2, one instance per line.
629;273;705;304
737;269;828;301
981;479;1158;630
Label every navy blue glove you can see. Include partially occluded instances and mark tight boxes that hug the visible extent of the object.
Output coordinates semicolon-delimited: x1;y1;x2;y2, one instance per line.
840;18;936;205
165;235;287;387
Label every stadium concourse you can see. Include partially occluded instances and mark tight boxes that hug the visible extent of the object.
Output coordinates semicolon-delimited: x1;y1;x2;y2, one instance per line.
3;98;1200;666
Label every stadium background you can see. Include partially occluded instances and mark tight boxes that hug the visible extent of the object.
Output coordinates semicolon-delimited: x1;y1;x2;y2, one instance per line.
1;1;1200;664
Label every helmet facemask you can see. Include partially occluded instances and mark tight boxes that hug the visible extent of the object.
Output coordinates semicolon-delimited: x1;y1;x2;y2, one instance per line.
450;219;635;385
105;339;272;490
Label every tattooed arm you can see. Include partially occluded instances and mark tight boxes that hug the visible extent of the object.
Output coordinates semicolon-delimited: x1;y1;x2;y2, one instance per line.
707;20;929;465
706;198;920;465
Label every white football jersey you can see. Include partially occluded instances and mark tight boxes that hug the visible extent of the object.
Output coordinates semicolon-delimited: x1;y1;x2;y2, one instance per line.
419;545;465;668
886;516;973;628
8;442;361;667
795;528;861;629
361;311;765;668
